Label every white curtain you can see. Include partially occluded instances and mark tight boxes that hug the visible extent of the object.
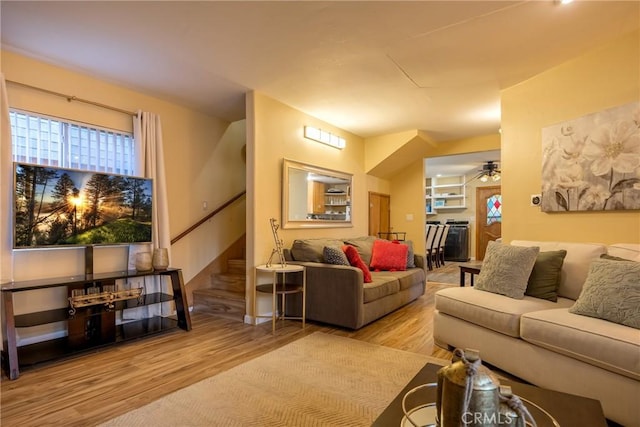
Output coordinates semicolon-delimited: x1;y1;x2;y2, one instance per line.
134;111;171;253
132;111;173;317
1;74;13;283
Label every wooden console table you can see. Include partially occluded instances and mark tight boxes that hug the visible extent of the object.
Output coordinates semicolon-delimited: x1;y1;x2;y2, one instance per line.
1;268;191;380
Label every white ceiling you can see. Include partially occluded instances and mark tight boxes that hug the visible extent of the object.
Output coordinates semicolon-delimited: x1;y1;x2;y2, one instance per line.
1;1;638;143
425;149;501;177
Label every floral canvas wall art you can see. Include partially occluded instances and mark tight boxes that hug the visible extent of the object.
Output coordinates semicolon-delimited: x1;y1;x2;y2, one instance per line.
541;101;640;212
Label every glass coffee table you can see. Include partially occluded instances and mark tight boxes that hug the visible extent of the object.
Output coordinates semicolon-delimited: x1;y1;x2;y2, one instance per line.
372;363;607;427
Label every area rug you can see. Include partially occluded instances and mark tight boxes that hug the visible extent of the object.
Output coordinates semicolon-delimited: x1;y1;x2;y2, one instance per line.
100;332;447;426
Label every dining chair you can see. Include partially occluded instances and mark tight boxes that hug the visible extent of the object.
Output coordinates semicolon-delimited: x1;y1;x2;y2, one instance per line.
429;225;444;269
424;224;437;270
437;224;451;267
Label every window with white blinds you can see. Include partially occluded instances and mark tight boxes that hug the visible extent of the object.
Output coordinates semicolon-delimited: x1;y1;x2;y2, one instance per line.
9;110;136;175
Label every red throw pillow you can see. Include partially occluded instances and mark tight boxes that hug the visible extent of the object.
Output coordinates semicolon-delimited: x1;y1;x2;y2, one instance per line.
342;245;372;283
370;239;408;271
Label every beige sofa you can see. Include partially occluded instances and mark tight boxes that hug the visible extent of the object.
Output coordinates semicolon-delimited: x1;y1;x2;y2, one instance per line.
434;241;640;427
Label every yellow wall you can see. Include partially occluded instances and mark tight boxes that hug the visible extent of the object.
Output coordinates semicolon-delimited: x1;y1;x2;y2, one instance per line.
389;158;424;253
366;175;391;195
501;30;640;244
365;129;424;173
247;92;368;319
2;51;246;286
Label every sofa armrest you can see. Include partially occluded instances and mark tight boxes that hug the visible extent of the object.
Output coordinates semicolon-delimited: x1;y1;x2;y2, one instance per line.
286;261;365;329
414;254;426;272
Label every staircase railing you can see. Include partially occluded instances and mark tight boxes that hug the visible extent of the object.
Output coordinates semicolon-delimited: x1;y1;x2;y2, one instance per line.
170;190;246;245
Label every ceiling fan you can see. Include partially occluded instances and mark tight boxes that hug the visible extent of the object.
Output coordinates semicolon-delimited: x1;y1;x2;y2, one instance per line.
466;161;501;184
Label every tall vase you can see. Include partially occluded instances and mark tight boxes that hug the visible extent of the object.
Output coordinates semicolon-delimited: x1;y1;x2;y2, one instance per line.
152;248;169;270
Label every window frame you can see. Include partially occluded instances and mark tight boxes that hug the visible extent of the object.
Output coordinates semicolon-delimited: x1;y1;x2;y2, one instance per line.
9;108;136;176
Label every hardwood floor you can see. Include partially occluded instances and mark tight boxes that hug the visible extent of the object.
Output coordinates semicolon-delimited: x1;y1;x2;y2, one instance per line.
0;282;454;427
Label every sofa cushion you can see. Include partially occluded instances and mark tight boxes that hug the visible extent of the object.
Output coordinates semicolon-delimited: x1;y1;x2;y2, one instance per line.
343;236;377;266
511;240;607;300
343;245;372;283
322;246;349;265
435;287;573;337
525;250;567;302
569;258;640;329
521;308;640;381
363;275;400;303
290;238;345;262
370;239;408;271
475;241;539;299
373;269;426;291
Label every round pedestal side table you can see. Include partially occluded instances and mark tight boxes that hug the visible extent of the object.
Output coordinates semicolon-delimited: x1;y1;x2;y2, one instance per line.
254;264;306;333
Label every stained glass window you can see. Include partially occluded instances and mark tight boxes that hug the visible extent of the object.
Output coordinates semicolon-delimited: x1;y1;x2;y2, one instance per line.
487;195;502;225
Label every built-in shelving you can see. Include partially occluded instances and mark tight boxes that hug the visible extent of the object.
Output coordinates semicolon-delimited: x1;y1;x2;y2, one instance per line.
425;175;466;214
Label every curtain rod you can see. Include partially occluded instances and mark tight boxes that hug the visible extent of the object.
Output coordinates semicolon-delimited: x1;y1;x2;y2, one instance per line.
6;79;137;117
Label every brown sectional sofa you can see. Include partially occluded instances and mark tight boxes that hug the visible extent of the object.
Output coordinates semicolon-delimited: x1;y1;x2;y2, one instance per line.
283;236;426;329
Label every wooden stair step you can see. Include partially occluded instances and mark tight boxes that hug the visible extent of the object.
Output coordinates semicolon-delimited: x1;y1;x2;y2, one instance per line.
211;275;245;294
227;259;246;275
211;272;246;282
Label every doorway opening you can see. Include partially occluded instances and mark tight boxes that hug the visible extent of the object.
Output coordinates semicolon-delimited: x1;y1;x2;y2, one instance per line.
424;150;501;261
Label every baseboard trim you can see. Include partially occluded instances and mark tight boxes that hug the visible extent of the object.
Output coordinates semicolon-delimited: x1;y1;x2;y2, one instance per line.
244;314;274;325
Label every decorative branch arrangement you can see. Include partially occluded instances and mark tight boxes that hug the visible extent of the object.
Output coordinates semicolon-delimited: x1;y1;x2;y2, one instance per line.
266;218;287;267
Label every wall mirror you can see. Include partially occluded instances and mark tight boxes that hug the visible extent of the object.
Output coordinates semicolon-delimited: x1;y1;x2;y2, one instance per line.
282;159;353;229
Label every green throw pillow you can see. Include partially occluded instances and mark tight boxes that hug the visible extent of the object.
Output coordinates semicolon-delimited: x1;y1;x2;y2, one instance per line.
475;241;540;299
525;250;567;302
570;258;640;329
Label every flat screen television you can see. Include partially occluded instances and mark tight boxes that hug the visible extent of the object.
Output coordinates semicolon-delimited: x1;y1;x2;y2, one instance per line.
13;163;153;249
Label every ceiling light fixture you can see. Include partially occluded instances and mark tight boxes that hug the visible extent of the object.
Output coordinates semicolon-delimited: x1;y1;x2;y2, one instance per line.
304;126;346;150
466;161;501;184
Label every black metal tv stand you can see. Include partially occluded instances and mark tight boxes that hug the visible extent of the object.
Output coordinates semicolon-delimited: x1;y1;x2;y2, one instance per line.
1;268;191;380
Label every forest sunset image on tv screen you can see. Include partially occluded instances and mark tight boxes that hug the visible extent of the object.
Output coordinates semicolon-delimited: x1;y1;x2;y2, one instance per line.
14;163;153;248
